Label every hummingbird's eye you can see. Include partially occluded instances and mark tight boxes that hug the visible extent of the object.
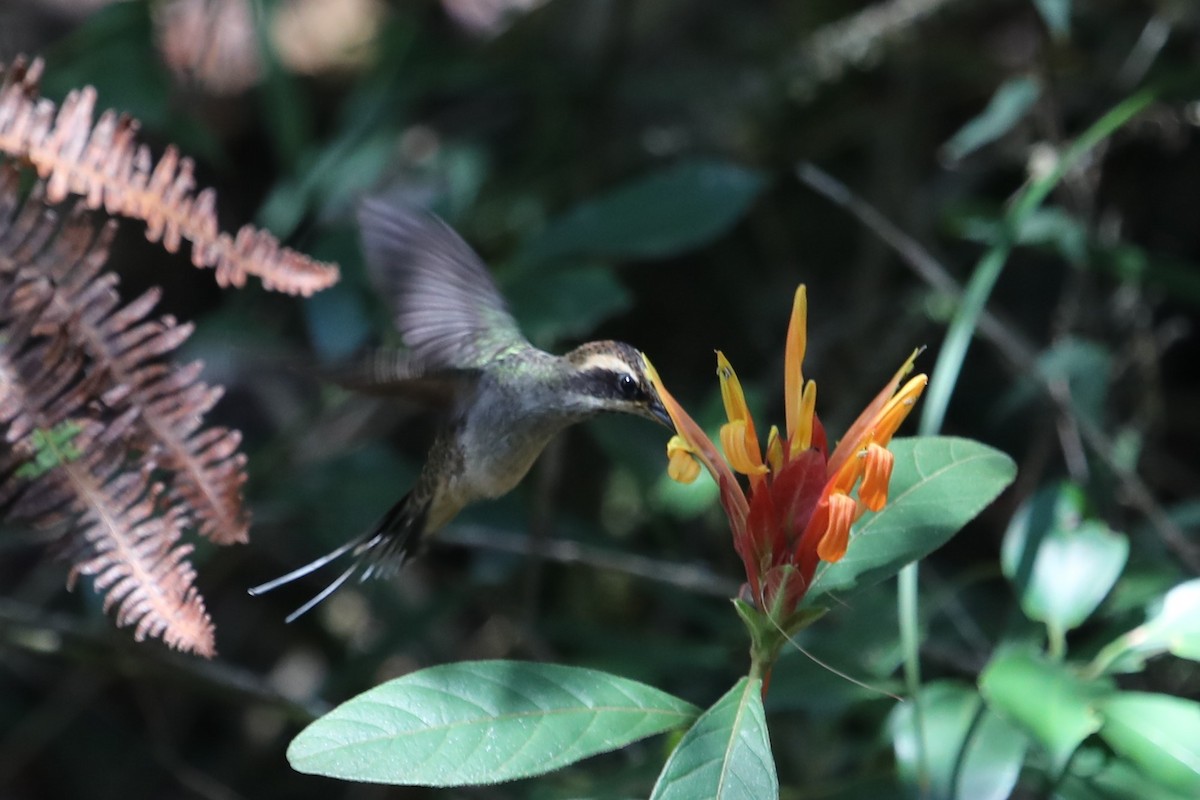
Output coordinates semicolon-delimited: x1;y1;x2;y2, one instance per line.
617;373;642;400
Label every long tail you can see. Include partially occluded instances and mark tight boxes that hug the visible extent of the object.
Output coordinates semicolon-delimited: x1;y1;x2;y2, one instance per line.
248;492;430;623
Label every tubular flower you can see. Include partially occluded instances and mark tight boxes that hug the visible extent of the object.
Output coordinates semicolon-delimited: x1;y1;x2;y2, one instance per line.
645;285;927;622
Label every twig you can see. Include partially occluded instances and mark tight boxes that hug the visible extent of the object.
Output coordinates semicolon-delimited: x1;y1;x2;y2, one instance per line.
796;161;1200;573
439;524;742;598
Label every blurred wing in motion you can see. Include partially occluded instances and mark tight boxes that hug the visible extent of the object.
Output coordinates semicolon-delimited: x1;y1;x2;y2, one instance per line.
357;199;529;370
321;348;481;408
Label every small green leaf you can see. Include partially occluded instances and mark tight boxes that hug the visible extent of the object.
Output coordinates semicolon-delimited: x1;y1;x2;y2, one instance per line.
1091;578;1200;675
979;648;1110;772
1099;693;1200;795
14;422;85;479
1057;747;1197;800
650;677;776;800
942;77;1041;162
890;681;1027;800
806;437;1016;601
288;661;699;786
1001;483;1128;636
519;160;767;265
1133;579;1200;661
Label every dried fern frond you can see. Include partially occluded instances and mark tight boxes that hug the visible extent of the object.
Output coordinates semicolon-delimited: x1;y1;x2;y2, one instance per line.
0;55;340;296
0;172;254;658
4;195;249;544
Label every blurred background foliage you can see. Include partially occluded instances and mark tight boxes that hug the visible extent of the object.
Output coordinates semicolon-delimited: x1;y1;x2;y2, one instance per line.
2;0;1199;797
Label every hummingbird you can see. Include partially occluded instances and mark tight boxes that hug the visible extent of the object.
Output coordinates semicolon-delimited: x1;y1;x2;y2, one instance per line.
250;199;672;621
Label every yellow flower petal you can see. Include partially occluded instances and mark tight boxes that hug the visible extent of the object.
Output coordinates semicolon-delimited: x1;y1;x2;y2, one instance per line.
716;351;764;472
874;374;928;446
789;379;818;458
766;425;783;473
720;420;769;476
668;448;702;483
827;348;923;480
784;285;808;441
643;354;750;520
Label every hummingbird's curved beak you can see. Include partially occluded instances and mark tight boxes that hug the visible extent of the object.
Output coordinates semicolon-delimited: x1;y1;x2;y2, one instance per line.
647;395;674;430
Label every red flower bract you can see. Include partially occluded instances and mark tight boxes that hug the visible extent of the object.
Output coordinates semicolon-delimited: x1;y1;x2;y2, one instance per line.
645;285;927;622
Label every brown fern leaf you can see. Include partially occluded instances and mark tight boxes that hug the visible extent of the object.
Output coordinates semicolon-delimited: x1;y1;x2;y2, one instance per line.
1;180;237;657
5;203;250;543
39;415;217;657
62;417;216;657
0;55;340;296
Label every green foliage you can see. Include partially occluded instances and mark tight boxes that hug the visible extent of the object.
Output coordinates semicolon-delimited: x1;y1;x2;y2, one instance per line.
1090;578;1200;674
943;480;1200;796
650;677;776;800
518;160;767;266
1097;693;1200;796
1001;483;1128;646
941;77;1042;163
979;648;1107;772
890;681;1027;800
807;437;1017;601
8;2;1200;799
13;422;83;479
288;661;699;786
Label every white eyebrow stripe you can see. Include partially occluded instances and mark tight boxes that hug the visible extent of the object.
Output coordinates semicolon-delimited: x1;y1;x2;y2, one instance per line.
578;353;635;375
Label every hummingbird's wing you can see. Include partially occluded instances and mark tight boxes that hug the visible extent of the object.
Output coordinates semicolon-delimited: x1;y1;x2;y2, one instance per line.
358;199;529;370
322;349;481;408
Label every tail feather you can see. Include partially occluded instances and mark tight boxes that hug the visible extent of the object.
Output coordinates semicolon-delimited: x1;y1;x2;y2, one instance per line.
248;491;429;621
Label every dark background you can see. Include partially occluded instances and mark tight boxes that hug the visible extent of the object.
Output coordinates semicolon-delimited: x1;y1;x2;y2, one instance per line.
2;1;1198;797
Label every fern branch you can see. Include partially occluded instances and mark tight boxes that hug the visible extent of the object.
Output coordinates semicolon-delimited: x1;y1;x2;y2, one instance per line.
3;189;249;543
0;55;339;296
0;174;248;657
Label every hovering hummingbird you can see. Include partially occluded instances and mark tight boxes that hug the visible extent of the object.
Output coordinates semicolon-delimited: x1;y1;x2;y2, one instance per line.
250;200;672;620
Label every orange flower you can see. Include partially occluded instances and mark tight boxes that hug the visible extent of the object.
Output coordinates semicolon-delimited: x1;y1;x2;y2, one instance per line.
645;285;927;619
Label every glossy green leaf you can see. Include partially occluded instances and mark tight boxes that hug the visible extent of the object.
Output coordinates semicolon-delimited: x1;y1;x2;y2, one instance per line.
1001;483;1128;637
979;648;1110;772
1092;578;1200;675
806;437;1016;601
288;661;699;786
650;677;776;800
890;681;1027;800
1133;578;1200;661
1099;693;1200;795
519;160;767;265
942;77;1041;162
1057;747;1197;800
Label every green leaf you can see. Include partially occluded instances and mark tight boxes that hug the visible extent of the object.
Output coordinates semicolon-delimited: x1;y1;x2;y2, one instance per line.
288;661;699;786
1057;747;1197;800
890;681;1027;800
941;77;1041;162
979;648;1110;772
1099;693;1200;795
1092;579;1200;676
650;677;776;800
13;422;84;479
806;437;1016;602
519;160;767;265
1033;0;1071;39
1001;483;1128;637
1128;579;1200;662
